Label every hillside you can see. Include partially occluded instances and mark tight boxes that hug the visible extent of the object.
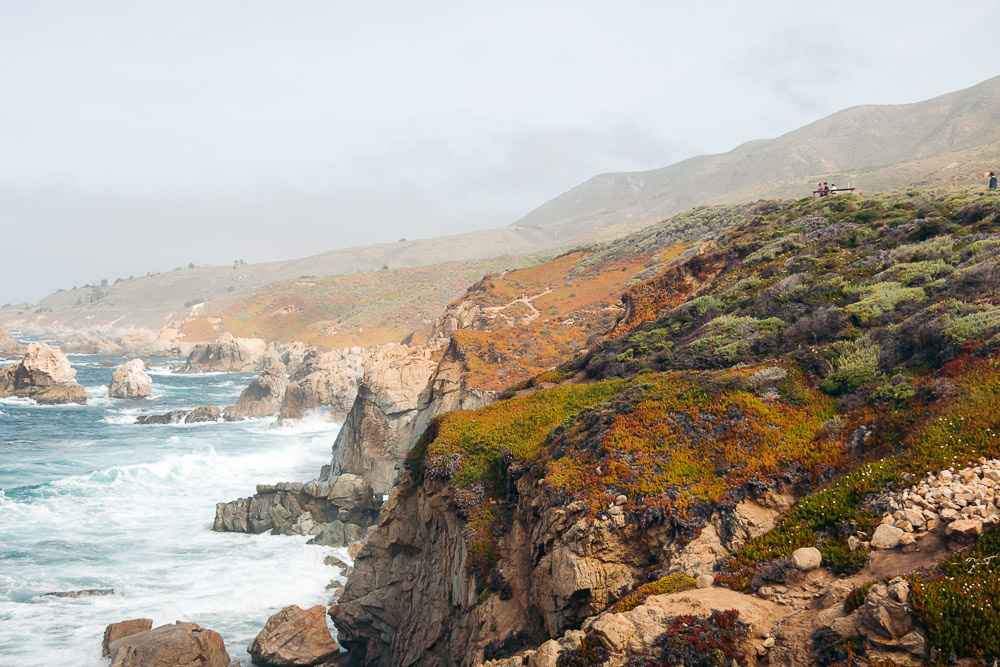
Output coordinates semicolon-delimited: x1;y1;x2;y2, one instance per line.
515;75;1000;239
9;76;1000;338
331;188;1000;665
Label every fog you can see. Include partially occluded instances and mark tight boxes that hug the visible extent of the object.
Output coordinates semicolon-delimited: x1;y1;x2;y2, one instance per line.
2;0;998;303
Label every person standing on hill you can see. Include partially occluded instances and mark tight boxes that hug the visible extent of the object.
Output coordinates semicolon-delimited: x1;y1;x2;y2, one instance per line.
990;172;997;191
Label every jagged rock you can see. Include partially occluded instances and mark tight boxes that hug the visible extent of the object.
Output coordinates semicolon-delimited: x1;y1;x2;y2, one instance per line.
214;475;379;536
136;410;188;425
308;520;346;547
327;344;439;495
102;619;153;657
108;621;230;667
790;546;822;571
175;333;266;373
224;361;288;420
109;359;152;399
857;582;913;640
277;349;363;424
946;517;983;538
186;406;221;423
45;588;114;598
871;524;904;549
0;342;89;404
248;605;339;666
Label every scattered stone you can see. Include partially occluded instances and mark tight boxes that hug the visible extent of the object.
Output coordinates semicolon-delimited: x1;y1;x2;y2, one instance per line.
247;604;339;666
790;546;822;571
847;535;861;551
871;524;904;550
103;619;153;657
946;518;983;539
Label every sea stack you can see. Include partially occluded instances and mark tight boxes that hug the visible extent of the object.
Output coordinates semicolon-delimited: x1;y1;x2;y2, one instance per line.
0;342;89;405
109;359;153;400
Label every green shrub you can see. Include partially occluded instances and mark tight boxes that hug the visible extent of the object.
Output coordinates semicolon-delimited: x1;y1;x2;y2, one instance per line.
943;306;1000;343
824;338;882;393
613;573;697;612
845;282;926;323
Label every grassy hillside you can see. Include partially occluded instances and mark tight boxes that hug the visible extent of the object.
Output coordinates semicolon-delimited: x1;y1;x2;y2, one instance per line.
178;256;535;348
515;76;1000;241
405;188;1000;658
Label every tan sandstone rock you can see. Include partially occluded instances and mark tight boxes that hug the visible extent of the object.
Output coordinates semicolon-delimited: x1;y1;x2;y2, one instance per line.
102;619;152;657
109;359;152;399
175;333;266;373
108;621;229;667
0;342;89;404
224;361;288;420
248;604;339;666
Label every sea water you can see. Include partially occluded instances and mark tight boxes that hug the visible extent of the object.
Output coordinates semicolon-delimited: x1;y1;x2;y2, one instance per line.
0;343;347;666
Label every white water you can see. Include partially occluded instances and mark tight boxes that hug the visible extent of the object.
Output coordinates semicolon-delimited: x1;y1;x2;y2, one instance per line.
0;351;347;666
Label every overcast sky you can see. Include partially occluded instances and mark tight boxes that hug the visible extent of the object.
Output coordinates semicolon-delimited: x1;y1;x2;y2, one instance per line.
2;1;999;304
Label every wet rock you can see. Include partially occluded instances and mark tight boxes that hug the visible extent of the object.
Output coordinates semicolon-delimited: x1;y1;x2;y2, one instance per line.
0;342;89;404
108;621;230;667
136;410;188;425
45;588;115;598
109;359;152;399
224;361;288;421
248;605;339;666
186;406;221;423
102;619;152;657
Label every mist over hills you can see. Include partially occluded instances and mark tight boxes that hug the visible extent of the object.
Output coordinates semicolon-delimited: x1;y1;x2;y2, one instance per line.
6;74;1000;334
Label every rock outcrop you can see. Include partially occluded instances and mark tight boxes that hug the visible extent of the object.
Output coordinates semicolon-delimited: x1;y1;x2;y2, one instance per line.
0;342;89;404
109;359;153;399
102;619;153;657
326;344;438;495
331;470;783;666
0;327;24;356
214;474;380;541
106;621;230;667
174;333;266;373
224;361;288;421
248;604;339;666
277;349;363;424
135;406;220;424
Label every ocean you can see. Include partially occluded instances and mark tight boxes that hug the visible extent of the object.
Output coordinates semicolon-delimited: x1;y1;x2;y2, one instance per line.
0;342;347;666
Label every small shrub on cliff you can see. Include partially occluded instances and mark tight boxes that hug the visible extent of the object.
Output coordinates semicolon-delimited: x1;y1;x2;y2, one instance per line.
650;609;749;667
556;637;609;667
612;573;697;613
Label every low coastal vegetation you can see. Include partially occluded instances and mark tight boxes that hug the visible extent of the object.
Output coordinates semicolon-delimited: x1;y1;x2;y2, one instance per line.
406;188;1000;659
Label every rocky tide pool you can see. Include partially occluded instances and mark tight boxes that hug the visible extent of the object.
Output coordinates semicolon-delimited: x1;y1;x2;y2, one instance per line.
0;347;346;666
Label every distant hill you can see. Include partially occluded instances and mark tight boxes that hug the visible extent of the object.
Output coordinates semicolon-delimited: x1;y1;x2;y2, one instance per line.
7;75;1000;335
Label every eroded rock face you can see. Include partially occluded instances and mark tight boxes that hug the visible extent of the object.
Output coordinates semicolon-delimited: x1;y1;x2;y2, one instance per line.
107;621;230;667
331;471;783;666
224;361;288;421
277;349;363;424
175;333;266;373
248;604;339;666
0;342;89;404
109;359;152;399
327;344;438;495
102;619;153;658
213;474;380;538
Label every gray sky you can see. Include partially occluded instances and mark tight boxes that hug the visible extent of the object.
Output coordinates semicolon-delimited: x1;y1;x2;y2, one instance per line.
2;0;999;304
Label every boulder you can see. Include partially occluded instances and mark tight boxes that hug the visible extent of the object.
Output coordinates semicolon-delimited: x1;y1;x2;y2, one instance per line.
186;406;221;423
108;621;230;667
247;605;339;666
0;342;89;404
871;523;904;549
790;546;822;571
175;333;266;373
224;361;288;421
102;619;152;657
946;518;983;538
109;359;152;399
